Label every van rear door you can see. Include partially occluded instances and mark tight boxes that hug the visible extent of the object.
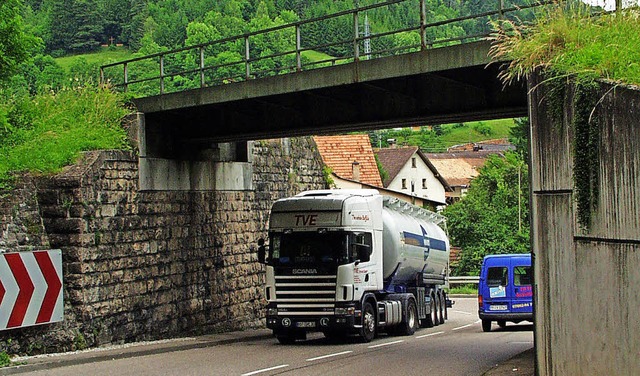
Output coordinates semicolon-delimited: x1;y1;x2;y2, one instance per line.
510;258;533;314
484;263;509;312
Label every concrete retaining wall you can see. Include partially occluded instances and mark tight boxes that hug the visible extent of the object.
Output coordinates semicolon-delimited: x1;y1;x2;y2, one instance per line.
529;75;640;375
0;137;326;354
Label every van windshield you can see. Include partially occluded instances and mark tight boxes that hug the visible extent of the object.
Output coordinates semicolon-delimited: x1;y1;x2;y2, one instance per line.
487;267;508;287
268;231;352;266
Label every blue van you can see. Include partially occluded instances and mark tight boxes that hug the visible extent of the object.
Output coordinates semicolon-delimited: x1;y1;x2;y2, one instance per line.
478;254;533;332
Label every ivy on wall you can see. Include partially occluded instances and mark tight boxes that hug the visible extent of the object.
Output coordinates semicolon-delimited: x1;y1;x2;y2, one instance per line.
546;74;601;229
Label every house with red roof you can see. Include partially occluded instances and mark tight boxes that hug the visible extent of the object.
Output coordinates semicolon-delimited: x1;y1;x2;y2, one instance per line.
313;135;444;210
375;146;451;206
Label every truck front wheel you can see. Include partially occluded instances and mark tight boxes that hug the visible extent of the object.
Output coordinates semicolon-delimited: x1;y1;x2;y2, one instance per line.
359;302;376;342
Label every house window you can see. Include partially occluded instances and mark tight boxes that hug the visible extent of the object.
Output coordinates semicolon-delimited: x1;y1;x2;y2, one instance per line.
402;179;407;189
422;179;427;189
411;158;417;168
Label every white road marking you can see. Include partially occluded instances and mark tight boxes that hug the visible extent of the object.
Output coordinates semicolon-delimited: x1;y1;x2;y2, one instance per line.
241;364;289;376
452;323;475;331
452;310;473;315
306;350;353;362
415;331;445;339
368;340;404;349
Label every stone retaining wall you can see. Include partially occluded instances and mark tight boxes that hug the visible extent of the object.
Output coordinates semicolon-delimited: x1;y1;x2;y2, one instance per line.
0;137;326;354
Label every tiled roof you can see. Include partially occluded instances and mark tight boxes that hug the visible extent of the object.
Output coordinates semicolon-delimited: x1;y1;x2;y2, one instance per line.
313;135;383;187
425;151;505;187
375;147;418;187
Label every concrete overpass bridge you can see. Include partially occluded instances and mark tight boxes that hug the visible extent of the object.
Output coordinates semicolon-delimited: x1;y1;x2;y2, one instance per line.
100;0;548;153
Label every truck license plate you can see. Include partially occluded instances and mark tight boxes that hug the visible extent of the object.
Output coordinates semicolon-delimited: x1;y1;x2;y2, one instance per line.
296;321;316;328
489;305;507;311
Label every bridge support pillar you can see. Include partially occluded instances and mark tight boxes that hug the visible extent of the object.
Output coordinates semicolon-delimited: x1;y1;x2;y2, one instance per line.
134;112;253;191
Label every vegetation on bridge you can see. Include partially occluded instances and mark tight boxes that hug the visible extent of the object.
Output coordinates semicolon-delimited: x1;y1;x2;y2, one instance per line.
490;3;640;229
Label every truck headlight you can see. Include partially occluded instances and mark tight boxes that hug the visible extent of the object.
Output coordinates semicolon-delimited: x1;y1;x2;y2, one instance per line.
335;307;355;315
267;308;278;316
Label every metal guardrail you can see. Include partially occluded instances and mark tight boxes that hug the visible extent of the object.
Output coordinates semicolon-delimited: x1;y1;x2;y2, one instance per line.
448;276;480;286
100;0;556;96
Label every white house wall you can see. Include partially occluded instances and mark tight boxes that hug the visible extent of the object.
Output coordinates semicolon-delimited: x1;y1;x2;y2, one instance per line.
386;152;446;204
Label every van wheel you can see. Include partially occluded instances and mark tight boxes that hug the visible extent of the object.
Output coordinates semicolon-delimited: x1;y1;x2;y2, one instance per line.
482;319;492;332
497;320;506;329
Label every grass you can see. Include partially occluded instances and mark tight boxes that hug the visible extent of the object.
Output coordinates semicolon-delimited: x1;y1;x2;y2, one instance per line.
447;284;478;295
489;5;640;86
0;86;131;188
375;118;516;152
55;47;134;72
439;118;514;147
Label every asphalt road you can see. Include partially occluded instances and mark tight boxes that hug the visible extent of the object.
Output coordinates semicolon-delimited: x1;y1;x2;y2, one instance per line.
12;298;533;376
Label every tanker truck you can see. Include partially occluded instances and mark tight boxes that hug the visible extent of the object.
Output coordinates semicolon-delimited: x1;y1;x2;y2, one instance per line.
257;189;451;344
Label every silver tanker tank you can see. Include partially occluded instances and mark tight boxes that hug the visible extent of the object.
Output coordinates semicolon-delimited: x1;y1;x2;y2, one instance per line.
381;197;450;285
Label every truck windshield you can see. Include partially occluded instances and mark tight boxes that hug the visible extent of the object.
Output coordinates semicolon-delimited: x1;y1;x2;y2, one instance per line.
268;231;350;266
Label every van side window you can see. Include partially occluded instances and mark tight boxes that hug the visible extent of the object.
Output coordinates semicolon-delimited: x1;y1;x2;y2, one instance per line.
487;267;508;287
514;266;532;286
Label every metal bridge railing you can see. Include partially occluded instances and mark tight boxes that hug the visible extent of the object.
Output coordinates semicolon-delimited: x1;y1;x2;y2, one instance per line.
99;0;558;97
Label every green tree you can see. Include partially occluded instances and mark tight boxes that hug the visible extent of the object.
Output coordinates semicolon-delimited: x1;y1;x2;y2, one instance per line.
509;117;530;162
0;0;39;81
120;0;148;50
444;152;530;276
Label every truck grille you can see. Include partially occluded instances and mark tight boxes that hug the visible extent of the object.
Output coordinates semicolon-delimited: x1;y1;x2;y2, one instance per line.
274;275;337;315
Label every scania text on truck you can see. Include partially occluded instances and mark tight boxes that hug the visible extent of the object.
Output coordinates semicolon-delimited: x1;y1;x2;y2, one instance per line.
257;189;452;344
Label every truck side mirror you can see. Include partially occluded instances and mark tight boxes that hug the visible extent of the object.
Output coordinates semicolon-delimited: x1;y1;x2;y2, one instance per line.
257;238;266;264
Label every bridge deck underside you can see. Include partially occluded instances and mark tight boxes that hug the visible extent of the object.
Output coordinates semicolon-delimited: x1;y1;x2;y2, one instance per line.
134;42;527;149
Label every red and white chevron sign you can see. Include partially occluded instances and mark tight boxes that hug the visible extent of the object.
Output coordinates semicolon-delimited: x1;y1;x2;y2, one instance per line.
0;250;63;330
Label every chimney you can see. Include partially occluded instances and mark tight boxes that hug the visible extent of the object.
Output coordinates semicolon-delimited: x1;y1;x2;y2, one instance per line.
352;161;360;182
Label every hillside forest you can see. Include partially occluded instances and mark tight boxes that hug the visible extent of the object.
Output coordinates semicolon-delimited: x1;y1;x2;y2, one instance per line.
3;0;536;97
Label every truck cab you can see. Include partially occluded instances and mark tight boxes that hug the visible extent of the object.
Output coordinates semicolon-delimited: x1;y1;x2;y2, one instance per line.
478;254;533;332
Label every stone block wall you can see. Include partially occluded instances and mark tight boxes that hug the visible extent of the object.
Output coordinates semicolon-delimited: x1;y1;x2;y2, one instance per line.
0;137;326;354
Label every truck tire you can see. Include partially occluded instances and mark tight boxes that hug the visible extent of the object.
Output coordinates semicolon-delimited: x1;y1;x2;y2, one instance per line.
398;298;418;336
323;330;348;341
433;293;441;326
276;335;296;344
443;292;449;321
359;301;376;342
420;293;436;328
482;319;492;332
438;291;445;324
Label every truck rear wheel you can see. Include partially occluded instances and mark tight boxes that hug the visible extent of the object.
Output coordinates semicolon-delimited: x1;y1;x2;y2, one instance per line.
359;301;376;342
433;293;441;326
398;298;418;336
482;319;492;332
438;291;445;324
420;293;436;328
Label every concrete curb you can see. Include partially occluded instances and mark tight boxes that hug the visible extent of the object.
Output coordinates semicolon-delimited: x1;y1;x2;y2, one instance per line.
482;348;535;376
2;329;274;375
